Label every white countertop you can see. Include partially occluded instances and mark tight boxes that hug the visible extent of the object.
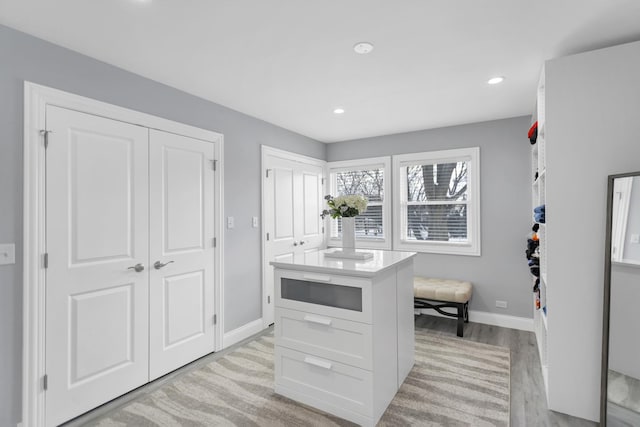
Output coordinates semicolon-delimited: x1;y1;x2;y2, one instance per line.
270;249;416;277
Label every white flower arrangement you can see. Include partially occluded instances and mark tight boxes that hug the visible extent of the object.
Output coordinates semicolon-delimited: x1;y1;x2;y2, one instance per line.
321;194;368;219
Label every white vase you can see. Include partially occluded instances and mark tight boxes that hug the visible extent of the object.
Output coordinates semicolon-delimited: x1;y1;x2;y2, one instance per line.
342;217;356;252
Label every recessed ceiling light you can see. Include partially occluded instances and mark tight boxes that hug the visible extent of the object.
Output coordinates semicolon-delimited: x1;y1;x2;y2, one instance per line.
353;42;374;55
333;108;345;115
488;76;505;85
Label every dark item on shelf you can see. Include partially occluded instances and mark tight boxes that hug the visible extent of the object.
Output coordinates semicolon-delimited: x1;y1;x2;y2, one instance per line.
532;223;540;232
534;171;539;181
525;238;539;260
530;266;540;277
534;204;546;223
533;278;540;292
535;288;541;309
528;121;538;144
528;258;539;267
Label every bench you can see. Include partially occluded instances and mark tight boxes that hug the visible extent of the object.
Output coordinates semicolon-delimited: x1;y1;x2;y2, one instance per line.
413;277;473;337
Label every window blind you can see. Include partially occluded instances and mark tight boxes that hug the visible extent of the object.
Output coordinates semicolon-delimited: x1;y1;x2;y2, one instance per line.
330;168;385;240
404;161;469;243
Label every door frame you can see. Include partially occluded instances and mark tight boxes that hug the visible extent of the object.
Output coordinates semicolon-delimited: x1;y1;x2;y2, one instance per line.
22;82;225;427
260;145;326;329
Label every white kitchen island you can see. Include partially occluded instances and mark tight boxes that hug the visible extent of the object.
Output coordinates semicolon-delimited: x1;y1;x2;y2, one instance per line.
270;249;416;427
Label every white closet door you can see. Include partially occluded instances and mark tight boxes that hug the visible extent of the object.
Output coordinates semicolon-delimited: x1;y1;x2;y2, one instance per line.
45;106;150;427
148;129;216;380
299;166;324;250
263;154;324;326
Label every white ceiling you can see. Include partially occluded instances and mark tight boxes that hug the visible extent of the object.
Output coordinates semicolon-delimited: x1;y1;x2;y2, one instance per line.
2;1;640;142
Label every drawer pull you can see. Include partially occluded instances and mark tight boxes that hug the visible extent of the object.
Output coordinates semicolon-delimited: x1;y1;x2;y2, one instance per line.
303;314;332;326
304;356;332;370
302;274;332;282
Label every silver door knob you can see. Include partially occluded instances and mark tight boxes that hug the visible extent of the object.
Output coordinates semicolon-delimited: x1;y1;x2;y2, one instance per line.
299;241;305;245
154;260;175;270
293;242;298;246
127;263;144;272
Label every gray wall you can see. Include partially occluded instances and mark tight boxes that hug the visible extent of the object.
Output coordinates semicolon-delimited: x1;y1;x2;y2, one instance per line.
610;263;640;380
0;24;325;426
545;40;640;421
327;116;533;318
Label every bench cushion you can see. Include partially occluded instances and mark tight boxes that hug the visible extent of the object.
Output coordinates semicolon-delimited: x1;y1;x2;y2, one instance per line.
413;277;472;304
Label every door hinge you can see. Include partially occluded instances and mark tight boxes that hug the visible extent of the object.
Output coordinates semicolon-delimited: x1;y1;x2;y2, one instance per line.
267;295;271;304
40;130;52;149
266;169;271;178
266;232;270;241
322;226;325;234
213;314;217;325
43;374;48;391
321;177;325;185
211;160;218;171
213;237;217;247
43;253;49;269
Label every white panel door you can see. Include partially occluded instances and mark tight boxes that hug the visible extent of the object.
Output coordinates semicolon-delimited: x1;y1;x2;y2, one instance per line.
45;106;150;427
264;153;324;326
148;130;216;380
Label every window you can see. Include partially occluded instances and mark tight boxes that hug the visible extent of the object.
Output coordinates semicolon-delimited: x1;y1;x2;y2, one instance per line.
393;148;480;256
327;157;391;249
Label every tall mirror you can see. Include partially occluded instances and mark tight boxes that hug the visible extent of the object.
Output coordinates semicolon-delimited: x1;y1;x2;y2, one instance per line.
602;172;640;426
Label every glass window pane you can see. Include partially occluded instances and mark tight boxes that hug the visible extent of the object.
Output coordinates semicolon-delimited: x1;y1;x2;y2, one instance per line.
335;169;384;202
281;278;362;312
332;168;385;240
407;162;468;202
333;205;384;239
406;203;468;242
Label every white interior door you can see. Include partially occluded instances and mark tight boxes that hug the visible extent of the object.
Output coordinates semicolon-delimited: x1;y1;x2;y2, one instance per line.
263;151;325;326
45;106;150;427
148;130;216;380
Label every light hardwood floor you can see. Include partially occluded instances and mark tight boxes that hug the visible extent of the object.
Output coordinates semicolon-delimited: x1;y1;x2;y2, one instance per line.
66;316;598;426
415;315;598;427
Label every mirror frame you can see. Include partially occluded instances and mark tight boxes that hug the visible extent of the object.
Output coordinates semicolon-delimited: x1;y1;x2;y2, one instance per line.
600;171;640;425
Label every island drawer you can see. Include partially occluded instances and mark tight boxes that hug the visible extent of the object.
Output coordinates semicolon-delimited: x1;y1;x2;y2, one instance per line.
275;307;372;370
275;270;372;323
274;346;373;417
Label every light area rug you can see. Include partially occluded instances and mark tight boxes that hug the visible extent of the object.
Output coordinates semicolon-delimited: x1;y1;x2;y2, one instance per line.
87;329;510;427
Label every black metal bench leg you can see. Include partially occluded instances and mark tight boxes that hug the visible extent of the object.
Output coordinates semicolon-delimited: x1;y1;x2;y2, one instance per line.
464;302;469;323
457;303;464;337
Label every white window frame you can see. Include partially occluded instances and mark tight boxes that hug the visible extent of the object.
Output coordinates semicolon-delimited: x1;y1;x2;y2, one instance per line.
326;156;392;250
392;147;481;256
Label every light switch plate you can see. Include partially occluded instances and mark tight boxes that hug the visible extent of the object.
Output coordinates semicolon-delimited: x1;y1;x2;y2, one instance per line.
227;216;234;229
495;300;508;309
252;216;259;228
631;234;640;244
0;244;16;265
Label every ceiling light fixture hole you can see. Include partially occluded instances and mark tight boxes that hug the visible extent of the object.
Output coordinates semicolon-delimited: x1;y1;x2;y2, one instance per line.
353;42;374;55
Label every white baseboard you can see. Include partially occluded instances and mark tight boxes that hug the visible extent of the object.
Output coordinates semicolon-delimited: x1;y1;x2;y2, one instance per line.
222;318;265;349
416;308;533;332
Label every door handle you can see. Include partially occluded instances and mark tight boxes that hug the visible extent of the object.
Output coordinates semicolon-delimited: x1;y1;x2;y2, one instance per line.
293;242;298;246
299;241;305;245
154;260;175;270
127;263;145;273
